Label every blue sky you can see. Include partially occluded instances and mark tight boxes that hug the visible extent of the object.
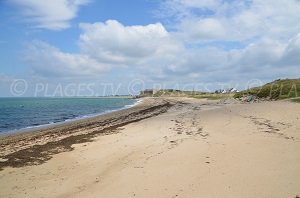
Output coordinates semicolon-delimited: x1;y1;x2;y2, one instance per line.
0;0;300;96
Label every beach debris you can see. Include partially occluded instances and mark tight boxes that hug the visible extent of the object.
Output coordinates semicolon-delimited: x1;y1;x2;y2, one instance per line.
236;94;271;103
247;95;254;102
134;166;144;169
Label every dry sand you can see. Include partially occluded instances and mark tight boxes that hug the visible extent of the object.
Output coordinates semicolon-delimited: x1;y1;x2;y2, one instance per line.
0;98;299;197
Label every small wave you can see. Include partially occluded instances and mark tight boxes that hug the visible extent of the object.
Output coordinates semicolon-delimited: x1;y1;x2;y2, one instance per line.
124;99;142;108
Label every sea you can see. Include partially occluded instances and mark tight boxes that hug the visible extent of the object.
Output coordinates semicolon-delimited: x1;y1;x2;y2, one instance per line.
0;97;137;135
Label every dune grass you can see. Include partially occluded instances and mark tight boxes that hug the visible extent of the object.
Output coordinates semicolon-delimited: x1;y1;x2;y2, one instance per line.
152;89;233;100
192;93;233;100
153;90;204;97
234;78;300;100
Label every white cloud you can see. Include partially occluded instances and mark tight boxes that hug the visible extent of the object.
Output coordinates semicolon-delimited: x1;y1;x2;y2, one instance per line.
231;39;285;71
165;47;228;74
162;0;300;42
78;20;181;65
280;33;300;66
24;21;182;77
180;18;226;40
25;40;111;77
10;0;89;30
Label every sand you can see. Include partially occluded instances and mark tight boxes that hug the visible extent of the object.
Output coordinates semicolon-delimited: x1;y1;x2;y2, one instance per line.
0;98;299;197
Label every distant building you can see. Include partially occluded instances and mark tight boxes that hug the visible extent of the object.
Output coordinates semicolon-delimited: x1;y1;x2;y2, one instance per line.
230;88;238;93
221;89;227;94
220;88;238;94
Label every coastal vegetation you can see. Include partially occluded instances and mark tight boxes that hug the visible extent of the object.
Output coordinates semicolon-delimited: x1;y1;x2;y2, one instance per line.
234;78;300;100
139;78;300;101
191;93;234;100
151;89;233;100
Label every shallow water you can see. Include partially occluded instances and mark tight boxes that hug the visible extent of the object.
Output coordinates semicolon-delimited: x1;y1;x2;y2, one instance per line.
0;97;135;134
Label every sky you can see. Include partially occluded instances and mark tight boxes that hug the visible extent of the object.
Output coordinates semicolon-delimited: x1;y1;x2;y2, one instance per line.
0;0;300;96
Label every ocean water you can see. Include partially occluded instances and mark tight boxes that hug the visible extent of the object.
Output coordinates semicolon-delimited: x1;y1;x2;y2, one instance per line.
0;97;136;135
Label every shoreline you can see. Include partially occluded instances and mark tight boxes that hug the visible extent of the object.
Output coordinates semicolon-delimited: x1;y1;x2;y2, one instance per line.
0;98;140;140
0;97;173;169
0;97;139;137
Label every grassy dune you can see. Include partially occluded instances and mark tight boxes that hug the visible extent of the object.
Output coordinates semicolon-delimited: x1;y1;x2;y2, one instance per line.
152;90;233;100
234;78;300;100
149;78;300;101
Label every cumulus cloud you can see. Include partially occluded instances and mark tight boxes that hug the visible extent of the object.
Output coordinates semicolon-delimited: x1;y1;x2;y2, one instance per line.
78;20;182;65
24;21;182;78
10;0;89;30
25;40;111;77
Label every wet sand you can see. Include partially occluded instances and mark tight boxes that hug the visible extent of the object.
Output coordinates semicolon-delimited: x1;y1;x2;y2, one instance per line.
0;98;300;197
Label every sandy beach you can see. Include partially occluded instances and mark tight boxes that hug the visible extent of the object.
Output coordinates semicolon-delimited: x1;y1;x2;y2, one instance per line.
0;97;299;197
